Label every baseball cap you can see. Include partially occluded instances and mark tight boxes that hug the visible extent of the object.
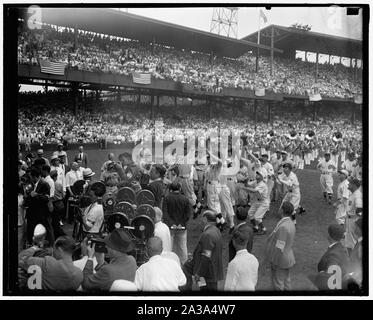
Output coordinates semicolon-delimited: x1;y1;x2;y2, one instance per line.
328;224;345;242
37;149;44;155
256;167;267;178
283;162;292;170
349;178;361;188
51;154;59;161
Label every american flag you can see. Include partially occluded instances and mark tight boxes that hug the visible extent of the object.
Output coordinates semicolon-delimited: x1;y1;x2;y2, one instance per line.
39;59;66;75
132;72;151;85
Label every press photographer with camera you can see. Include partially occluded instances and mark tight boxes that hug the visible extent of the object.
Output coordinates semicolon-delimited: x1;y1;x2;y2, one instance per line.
81;182;105;237
81;229;137;292
18;235;83;292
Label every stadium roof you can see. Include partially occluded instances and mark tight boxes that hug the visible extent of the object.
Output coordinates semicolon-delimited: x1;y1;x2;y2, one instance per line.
20;8;282;58
241;24;362;59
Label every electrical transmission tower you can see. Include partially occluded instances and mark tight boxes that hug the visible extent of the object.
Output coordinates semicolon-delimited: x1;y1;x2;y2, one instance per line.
210;7;239;38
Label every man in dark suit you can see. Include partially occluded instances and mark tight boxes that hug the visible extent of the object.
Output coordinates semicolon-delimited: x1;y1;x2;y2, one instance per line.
182;210;223;291
148;164;167;208
163;182;192;264
228;206;254;262
314;224;350;290
82;229;137;291
264;201;296;291
24;166;53;245
74;146;88;168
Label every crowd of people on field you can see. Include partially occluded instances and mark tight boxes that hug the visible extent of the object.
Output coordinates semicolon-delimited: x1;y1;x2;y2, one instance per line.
18;128;363;292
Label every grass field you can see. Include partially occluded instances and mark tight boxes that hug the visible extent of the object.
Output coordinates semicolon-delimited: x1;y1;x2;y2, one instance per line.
42;148;339;291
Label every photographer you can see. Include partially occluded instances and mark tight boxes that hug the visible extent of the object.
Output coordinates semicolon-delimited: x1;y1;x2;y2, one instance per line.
81;182;105;237
81;229;137;292
18;235;83;292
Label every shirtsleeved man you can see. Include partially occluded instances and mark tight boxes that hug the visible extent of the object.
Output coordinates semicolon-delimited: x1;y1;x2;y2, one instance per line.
264;201;296;291
317;153;337;204
181;211;223;291
334;170;351;225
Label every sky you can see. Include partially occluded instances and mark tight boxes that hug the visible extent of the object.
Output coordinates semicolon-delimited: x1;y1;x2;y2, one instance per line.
125;6;362;40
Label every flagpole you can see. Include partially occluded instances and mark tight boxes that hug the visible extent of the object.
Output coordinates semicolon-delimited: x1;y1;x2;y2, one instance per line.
255;8;261;73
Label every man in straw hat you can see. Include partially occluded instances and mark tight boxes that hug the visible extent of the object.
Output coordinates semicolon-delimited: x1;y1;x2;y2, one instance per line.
82;228;137;291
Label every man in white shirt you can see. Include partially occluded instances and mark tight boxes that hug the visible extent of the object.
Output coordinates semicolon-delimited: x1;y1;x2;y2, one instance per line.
334;170;351;225
153;207;172;253
50;155;66;192
317;153;337;204
135;237;186;291
224;229;259;291
66;162;83;197
82;183;105;235
41;164;55;198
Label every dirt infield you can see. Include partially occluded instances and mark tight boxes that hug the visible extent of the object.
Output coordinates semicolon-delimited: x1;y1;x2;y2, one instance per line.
46;148;338;291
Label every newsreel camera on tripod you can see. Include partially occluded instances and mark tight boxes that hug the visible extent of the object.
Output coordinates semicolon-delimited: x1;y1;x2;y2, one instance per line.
70;180;157;266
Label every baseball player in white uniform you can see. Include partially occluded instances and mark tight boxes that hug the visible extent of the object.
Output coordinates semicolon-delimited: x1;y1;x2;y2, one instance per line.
317;153;337;204
259;154;275;201
341;153;357;177
344;179;363;255
277;163;301;224
241;167;269;235
333;169;351;225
